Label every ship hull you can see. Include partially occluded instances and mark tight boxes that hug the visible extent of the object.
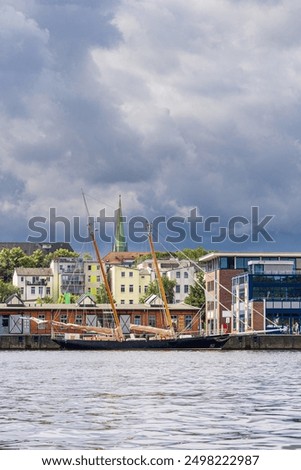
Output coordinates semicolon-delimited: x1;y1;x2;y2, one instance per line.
53;334;229;350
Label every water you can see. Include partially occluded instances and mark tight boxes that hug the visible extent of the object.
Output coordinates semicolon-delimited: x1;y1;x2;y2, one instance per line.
1;350;301;450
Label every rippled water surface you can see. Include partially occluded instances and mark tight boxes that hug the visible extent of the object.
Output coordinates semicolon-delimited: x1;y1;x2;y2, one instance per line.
1;350;301;450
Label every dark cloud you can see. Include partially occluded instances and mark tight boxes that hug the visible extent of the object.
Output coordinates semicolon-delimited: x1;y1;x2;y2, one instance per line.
1;0;301;251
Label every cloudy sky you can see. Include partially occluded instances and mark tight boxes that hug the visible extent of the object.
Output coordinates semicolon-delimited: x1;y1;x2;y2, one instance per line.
1;0;301;253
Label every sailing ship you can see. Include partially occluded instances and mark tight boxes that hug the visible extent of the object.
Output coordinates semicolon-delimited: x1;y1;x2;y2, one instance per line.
52;198;229;350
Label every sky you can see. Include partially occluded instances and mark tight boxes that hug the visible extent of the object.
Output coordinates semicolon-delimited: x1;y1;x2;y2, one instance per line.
1;0;301;255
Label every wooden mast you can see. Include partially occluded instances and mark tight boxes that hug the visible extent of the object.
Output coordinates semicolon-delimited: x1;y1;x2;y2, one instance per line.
83;192;124;341
148;226;175;336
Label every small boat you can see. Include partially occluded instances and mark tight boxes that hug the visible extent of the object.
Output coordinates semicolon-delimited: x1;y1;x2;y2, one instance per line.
52;196;230;350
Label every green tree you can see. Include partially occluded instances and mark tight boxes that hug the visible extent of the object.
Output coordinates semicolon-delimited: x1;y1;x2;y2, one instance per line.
184;270;205;307
95;284;110;304
134;251;173;266
0;280;19;302
140;277;176;303
177;247;209;262
0;248;28;282
44;249;79;266
36;296;54;305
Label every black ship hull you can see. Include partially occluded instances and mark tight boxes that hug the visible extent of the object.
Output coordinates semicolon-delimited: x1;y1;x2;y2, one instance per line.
53;334;230;350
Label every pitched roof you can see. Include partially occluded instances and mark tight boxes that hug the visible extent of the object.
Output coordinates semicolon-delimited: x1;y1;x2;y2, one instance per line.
103;251;149;265
14;268;53;276
5;293;25;307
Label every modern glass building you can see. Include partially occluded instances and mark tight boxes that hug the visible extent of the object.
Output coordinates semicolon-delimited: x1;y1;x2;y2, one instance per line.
232;260;301;333
200;252;301;334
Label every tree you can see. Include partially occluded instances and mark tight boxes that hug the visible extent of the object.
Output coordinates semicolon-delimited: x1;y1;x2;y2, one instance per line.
140;277;177;303
44;249;79;265
177;247;209;262
95;284;110;304
36;296;54;305
0;248;31;282
0;280;19;302
134;251;173;266
184;270;205;308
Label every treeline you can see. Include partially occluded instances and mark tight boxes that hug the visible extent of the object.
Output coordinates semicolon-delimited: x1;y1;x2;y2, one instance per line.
0;247;78;283
134;246;209;265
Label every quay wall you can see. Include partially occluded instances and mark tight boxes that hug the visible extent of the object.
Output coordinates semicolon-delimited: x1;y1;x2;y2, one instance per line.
2;334;301;350
223;334;301;350
0;335;59;350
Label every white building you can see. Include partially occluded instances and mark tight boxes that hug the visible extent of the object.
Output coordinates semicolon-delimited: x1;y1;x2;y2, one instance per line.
136;258;196;303
13;268;53;301
50;257;85;301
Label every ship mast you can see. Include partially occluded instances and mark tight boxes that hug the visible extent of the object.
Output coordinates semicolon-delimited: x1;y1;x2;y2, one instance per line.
148;225;175;336
83;192;124;341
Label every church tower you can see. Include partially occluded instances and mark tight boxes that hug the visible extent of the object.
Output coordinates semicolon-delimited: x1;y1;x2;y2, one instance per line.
112;195;128;252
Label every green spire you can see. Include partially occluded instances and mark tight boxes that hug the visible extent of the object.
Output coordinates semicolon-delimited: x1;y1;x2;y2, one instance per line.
113;195;128;252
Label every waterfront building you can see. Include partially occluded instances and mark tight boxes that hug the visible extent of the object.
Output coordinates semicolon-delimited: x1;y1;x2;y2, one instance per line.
0;293;200;339
200;252;301;335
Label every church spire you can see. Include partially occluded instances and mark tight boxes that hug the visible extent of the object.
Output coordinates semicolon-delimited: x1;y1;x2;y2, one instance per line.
113;195;128;252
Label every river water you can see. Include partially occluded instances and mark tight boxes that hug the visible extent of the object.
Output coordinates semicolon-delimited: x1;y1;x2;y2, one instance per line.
1;350;301;450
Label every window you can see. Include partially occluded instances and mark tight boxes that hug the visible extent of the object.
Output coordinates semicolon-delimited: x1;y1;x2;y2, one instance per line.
2;316;9;327
120;300;125;304
220;257;235;269
21;276;24;282
185;315;192;329
176;271;181;278
121;272;125;277
176;285;180;293
184;272;189;278
207;280;214;291
121;285;125;293
129;300;133;304
88;275;91;282
148;314;156;327
75;314;82;325
60;314;67;323
129;284;134;293
184;285;189;294
88;265;92;271
46;287;50;295
39;287;43;296
20;287;24;295
97;276;101;282
134;315;141;325
31;287;35;295
129;272;133;277
38;314;46;330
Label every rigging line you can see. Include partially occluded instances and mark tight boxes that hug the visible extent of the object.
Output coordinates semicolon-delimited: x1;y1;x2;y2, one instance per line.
178;304;205;335
81;190;117;210
153;235;278;330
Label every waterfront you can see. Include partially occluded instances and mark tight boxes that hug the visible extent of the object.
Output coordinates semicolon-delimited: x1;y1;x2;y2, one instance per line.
1;350;301;450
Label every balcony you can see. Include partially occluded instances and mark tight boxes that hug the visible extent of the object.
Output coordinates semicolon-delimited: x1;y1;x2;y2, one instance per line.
26;279;47;286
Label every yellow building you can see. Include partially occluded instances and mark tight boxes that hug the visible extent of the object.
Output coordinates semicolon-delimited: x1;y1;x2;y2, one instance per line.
84;260;103;298
108;265;151;304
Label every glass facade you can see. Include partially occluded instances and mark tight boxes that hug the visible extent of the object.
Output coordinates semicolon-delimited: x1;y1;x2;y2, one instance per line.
250;275;301;301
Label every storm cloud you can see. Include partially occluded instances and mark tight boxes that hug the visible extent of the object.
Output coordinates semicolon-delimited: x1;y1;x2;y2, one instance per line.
1;0;301;251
